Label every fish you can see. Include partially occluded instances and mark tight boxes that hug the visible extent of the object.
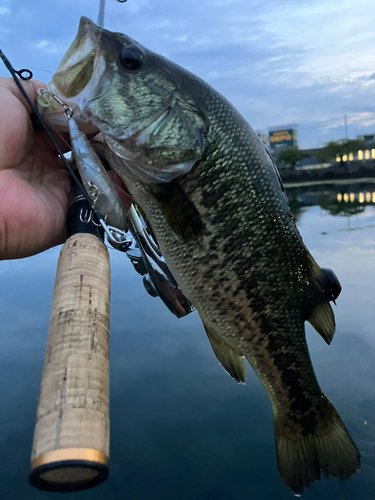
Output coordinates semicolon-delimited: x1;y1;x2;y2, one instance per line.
40;16;360;494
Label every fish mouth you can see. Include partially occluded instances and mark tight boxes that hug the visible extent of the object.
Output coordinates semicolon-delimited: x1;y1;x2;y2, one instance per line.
49;17;106;108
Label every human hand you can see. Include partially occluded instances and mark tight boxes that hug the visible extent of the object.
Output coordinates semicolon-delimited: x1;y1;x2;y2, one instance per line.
0;77;71;260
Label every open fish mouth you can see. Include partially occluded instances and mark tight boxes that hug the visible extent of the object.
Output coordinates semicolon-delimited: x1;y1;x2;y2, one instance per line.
48;17;107;109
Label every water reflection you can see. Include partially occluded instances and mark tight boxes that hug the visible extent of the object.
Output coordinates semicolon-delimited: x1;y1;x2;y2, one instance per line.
0;182;375;499
287;182;375;220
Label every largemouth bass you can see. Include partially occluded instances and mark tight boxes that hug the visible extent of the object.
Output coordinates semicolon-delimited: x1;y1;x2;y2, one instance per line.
41;17;360;494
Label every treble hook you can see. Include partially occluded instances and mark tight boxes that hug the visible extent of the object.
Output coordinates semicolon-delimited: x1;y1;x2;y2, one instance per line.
37;88;73;118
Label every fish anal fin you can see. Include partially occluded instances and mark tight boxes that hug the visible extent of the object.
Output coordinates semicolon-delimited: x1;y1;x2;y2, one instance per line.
202;321;246;384
149;181;204;242
274;396;360;494
307;301;335;345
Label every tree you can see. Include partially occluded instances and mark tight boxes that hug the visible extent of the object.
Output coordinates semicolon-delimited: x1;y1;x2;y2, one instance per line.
340;139;364;155
277;147;311;170
316;139;364;162
315;141;340;162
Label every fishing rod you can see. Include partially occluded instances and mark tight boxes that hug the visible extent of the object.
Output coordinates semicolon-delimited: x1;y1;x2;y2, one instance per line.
1;2;193;490
0;49;119;491
0;50;181;498
0;1;129;488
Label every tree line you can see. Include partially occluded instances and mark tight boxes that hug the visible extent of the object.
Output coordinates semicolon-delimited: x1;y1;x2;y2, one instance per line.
276;139;366;169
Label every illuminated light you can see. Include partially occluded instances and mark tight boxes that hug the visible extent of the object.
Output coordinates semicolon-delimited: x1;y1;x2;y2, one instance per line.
372;192;375;203
365;150;370;160
349;153;354;161
359;192;365;203
372;149;375;159
343;193;349;203
337;193;342;202
350;193;355;202
342;154;348;161
366;192;371;202
336;156;341;162
358;150;364;160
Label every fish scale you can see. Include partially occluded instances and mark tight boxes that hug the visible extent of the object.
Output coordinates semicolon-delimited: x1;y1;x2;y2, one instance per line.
41;16;360;494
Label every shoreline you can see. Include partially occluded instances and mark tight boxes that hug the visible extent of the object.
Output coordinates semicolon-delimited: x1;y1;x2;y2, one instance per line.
284;177;375;189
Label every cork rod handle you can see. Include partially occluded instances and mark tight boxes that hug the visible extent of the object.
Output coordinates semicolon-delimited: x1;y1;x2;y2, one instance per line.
29;233;111;492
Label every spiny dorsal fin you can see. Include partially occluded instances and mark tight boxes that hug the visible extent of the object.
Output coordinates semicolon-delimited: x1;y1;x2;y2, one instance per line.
202;321;246;384
307;302;335;345
148;181;204;242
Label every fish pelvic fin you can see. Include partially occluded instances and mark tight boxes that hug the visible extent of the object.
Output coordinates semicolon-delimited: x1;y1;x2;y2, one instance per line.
274;396;360;495
307;301;335;345
148;181;205;242
202;320;246;384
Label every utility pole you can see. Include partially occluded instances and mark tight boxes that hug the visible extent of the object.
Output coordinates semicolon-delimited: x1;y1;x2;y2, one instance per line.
344;114;348;139
98;0;106;27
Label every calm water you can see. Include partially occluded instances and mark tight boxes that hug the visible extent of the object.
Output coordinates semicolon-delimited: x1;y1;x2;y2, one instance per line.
1;183;375;500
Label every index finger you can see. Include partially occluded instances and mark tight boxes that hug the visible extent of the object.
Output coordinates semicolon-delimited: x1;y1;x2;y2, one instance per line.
0;77;46;115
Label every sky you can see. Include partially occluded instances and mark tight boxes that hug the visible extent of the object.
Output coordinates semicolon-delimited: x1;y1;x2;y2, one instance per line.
0;0;374;148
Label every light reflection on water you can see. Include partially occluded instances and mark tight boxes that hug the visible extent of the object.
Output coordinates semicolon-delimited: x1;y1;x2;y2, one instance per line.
0;183;375;499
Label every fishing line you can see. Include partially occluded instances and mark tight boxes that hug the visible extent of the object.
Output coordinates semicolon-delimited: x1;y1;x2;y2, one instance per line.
103;11;119;32
28;67;55;75
0;48;127;245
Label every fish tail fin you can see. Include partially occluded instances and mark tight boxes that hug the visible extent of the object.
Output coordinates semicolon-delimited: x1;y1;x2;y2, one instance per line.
274;397;360;494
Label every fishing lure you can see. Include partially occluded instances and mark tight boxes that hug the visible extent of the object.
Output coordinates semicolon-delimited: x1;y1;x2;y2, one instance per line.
38;86;194;317
68;116;129;234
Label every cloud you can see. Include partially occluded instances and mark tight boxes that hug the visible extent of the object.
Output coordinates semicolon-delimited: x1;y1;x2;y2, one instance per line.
0;6;10;15
1;0;374;147
35;40;49;49
0;0;12;39
255;0;374;79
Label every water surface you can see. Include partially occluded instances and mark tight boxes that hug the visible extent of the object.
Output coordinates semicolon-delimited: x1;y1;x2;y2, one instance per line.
1;183;375;499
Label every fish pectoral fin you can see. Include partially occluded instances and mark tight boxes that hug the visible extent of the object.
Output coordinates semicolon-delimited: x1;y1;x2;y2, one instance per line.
202;321;246;384
306;255;336;344
307;301;335;345
90;134;111;169
148;181;204;242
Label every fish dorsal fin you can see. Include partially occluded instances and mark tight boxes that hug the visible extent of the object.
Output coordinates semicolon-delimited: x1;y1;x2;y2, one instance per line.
307;256;336;344
148;181;204;242
307;302;335;345
202;321;246;384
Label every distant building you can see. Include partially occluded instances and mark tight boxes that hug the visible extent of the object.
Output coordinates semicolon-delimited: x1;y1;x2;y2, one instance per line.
269;128;298;153
357;134;375;147
257;132;268;145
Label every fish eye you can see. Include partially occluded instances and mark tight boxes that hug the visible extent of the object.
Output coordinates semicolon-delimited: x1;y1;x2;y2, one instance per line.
121;46;143;70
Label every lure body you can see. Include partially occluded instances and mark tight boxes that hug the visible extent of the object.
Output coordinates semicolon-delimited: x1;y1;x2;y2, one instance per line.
68;117;128;232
